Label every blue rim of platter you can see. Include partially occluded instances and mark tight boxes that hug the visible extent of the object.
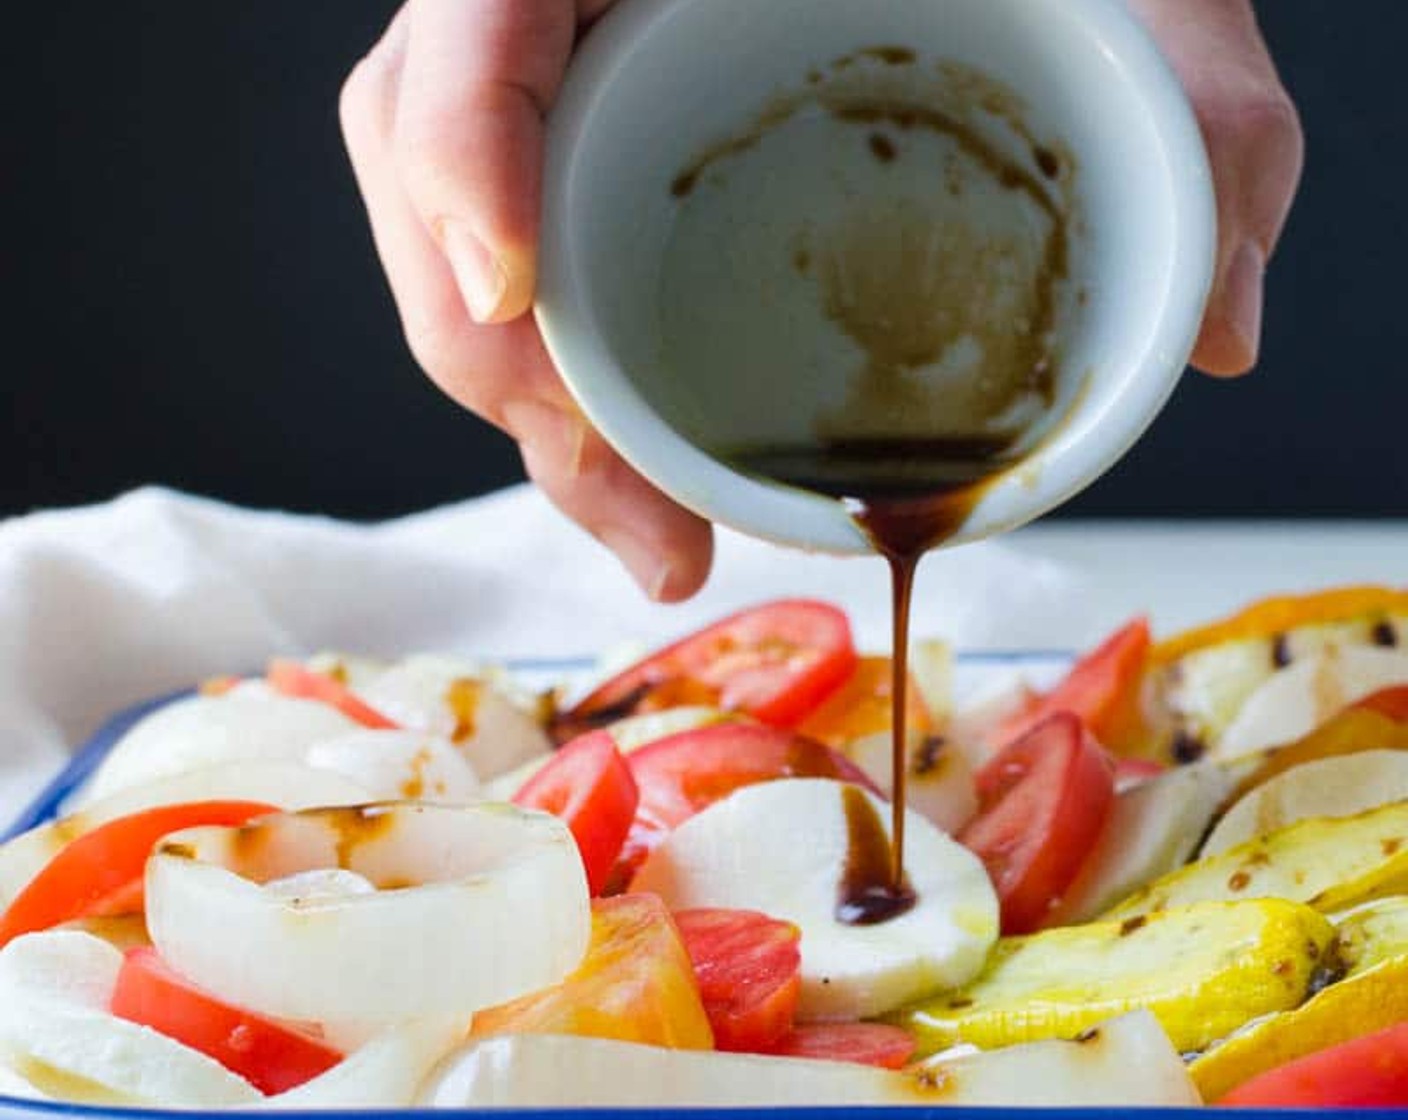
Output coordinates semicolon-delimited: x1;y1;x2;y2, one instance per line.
0;653;1353;1120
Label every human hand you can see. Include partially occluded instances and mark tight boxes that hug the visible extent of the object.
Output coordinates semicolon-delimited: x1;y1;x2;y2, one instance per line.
1127;0;1304;376
340;0;1303;601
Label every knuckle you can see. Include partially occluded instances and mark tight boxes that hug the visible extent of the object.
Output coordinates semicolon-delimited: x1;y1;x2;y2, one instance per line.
1207;83;1303;154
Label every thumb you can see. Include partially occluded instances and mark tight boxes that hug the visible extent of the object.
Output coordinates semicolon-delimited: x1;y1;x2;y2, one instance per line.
392;0;575;324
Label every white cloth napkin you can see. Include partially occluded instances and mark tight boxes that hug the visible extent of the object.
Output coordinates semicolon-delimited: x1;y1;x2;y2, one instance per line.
1;485;1401;821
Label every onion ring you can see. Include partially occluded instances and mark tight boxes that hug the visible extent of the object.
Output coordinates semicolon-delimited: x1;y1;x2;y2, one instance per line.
146;802;589;1023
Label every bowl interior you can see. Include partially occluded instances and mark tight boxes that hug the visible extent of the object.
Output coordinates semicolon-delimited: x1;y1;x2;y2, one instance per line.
538;0;1214;552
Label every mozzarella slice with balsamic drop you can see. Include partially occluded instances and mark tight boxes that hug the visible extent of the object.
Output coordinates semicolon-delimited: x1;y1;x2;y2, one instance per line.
632;778;997;1020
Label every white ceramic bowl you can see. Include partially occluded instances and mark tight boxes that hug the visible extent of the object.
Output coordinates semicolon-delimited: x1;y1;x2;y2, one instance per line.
536;0;1215;554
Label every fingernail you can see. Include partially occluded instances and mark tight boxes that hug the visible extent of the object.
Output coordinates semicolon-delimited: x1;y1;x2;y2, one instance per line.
1221;240;1266;366
600;528;674;601
440;219;507;324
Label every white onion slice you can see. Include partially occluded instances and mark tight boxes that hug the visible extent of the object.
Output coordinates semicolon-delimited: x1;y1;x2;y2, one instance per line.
147;802;590;1023
354;658;552;780
419;1011;1196;1108
258;1017;466;1110
1;762;375;912
304;730;480;802
80;693;359;805
0;932;260;1107
1217;646;1408;759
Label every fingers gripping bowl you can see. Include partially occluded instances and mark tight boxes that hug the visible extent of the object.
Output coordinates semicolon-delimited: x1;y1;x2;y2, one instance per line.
1;587;1405;1111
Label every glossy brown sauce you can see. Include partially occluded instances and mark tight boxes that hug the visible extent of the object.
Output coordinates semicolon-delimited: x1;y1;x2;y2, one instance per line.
670;49;1069;926
837;784;916;924
732;439;1019;924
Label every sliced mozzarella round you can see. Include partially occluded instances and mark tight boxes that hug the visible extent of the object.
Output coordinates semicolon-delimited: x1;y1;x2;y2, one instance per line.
147;802;590;1023
419;1011;1196;1108
1217;647;1408;759
632;778;997;1019
305;730;480;803
1201;750;1408;857
80;693;359;805
844;730;978;835
0;932;260;1107
258;1017;466;1111
356;657;552;781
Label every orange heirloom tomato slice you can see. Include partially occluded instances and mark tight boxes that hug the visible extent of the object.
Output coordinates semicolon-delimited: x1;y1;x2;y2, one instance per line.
0;801;276;949
795;656;932;749
471;894;714;1050
111;946;343;1095
265;660;398;729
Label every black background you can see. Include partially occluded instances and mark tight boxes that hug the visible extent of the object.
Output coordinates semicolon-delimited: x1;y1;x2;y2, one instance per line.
6;1;1406;521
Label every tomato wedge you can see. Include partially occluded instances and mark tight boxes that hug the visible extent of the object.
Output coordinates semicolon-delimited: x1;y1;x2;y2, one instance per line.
613;722;876;885
513;730;639;896
111;946;343;1095
1217;1021;1408;1108
767;1023;916;1070
960;712;1114;934
266;660;398;729
673;908;801;1052
1351;684;1408;722
564;600;857;733
0;801;275;948
998;618;1150;750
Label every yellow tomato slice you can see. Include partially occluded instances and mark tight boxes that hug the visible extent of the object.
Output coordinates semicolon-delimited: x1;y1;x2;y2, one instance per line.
471;894;714;1050
796;657;931;749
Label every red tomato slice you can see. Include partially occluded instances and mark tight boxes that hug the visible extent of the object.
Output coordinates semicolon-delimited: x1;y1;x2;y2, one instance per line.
767;1023;916;1070
1351;684;1408;722
0;801;276;948
998;618;1150;749
513;730;639;896
111;946;343;1095
565;600;858;732
1217;1021;1408;1108
673;908;801;1052
614;722;877;884
961;712;1114;934
266;660;398;730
